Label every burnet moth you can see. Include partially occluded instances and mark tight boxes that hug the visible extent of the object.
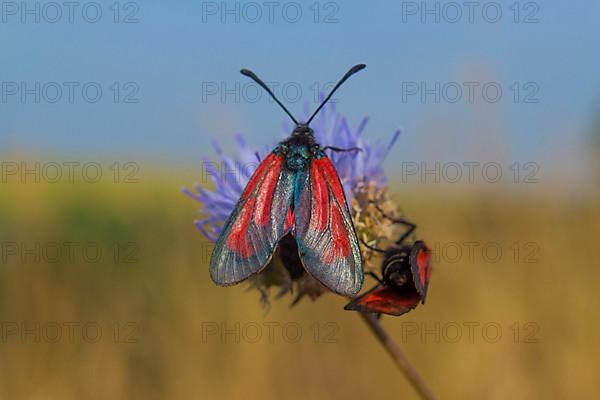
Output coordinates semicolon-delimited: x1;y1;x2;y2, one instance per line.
210;65;366;296
344;207;431;316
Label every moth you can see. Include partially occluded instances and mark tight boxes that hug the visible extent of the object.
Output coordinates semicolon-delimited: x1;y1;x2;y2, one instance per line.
210;65;366;296
345;210;431;315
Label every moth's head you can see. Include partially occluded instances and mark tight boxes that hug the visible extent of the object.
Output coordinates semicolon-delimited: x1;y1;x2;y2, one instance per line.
292;123;313;136
382;249;412;288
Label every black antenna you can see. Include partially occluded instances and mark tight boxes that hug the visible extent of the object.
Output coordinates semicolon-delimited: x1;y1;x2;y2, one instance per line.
240;68;298;125
306;64;366;125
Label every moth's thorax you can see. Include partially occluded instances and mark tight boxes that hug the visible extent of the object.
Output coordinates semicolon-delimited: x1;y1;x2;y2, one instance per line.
276;124;323;171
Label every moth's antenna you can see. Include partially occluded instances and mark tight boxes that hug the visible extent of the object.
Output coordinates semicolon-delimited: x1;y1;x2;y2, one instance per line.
306;64;366;125
240;68;298;125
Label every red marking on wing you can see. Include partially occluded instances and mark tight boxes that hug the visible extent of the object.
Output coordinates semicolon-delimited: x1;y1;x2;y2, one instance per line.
417;248;431;285
351;286;421;316
309;160;329;230
226;196;256;258
254;155;283;226
284;208;295;234
315;157;347;206
240;152;278;200
323;204;350;263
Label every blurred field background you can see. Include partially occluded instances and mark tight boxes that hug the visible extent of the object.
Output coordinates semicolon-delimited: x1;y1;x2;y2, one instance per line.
1;168;599;399
2;1;600;398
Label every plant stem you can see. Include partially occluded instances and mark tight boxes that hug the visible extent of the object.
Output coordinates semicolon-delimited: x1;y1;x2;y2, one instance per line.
359;312;438;400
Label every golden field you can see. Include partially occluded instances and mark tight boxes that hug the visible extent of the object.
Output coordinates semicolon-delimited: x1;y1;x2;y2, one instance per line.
0;172;598;400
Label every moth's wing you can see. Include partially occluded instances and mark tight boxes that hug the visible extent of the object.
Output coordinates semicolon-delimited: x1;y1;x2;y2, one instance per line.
210;152;294;285
409;241;432;303
294;155;363;296
344;285;421;316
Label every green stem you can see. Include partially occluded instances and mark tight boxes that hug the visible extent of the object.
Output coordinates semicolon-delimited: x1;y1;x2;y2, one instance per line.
359;313;438;400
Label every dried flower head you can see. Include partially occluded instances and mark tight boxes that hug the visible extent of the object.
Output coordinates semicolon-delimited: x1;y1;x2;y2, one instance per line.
351;181;406;272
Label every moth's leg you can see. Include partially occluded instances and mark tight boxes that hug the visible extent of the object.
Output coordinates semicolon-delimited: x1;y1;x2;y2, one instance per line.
322;146;362;153
359;238;387;254
370;202;417;246
366;271;385;285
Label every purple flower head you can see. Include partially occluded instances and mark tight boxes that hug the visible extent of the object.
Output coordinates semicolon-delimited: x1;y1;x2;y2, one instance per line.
183;98;400;243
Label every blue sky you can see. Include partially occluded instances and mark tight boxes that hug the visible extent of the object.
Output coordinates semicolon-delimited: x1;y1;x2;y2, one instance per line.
1;0;599;172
